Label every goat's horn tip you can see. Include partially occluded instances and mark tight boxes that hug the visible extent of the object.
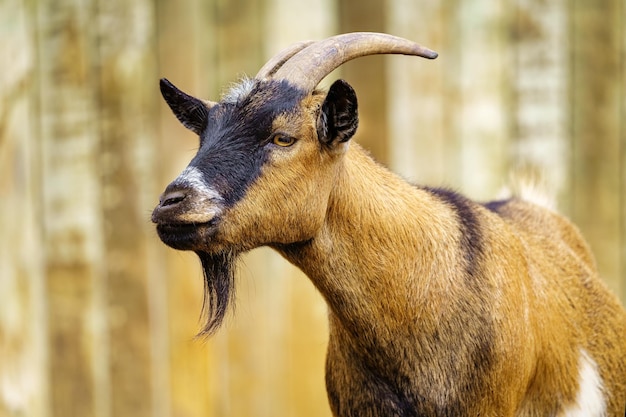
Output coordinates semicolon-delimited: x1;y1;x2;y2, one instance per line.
419;48;439;60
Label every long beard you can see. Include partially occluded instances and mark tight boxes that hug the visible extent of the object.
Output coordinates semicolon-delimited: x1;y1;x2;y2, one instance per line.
195;250;238;337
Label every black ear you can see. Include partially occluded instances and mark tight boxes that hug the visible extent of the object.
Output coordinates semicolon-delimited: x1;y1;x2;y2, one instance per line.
160;78;212;135
317;79;359;147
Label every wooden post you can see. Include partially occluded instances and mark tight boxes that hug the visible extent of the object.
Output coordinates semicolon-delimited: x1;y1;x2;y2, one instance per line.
35;1;107;416
0;1;48;416
386;0;446;185
620;0;626;305
442;0;511;199
510;0;570;206
571;0;623;296
618;2;626;306
338;0;389;164
96;1;159;416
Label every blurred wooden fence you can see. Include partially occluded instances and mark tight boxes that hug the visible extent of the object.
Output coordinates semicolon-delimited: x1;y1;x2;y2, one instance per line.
1;0;624;416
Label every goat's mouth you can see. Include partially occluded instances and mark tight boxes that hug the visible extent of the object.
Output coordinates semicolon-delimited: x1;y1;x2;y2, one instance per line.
156;219;219;251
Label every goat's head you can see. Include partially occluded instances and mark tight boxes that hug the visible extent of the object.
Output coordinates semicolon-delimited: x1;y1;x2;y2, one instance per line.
151;32;437;335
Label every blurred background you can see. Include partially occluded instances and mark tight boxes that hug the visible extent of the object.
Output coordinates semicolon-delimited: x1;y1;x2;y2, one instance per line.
1;0;624;416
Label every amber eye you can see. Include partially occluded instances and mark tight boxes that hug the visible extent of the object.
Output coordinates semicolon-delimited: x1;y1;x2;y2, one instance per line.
272;134;296;147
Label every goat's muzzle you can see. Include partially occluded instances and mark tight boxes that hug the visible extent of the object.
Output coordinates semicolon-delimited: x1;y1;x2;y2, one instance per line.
152;185;223;251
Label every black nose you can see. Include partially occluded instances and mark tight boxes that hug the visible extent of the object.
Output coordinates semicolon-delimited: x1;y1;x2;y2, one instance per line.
159;189;187;207
152;188;190;224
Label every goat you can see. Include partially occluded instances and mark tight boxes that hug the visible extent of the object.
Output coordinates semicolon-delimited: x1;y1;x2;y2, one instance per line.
152;32;626;417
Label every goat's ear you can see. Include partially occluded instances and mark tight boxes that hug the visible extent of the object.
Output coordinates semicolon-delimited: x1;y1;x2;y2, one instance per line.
317;79;358;148
159;78;215;135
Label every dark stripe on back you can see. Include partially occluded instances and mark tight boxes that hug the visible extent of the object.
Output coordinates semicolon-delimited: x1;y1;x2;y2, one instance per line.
423;187;483;279
423;188;496;405
483;198;512;214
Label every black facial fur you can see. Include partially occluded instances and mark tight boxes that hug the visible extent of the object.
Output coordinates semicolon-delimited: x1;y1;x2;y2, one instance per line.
162;79;306;210
160;78;210;135
192;80;306;208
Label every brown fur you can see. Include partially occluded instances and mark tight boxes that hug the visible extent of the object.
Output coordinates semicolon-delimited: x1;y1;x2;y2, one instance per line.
156;83;626;416
274;139;626;416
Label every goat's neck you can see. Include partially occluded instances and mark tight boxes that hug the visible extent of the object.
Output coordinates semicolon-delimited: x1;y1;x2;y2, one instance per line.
277;143;457;345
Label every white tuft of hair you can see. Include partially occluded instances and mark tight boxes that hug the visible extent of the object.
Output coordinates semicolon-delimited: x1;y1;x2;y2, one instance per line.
496;167;558;211
221;77;256;104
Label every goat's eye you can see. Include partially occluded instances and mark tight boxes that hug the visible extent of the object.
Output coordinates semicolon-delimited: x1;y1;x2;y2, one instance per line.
272;134;296;147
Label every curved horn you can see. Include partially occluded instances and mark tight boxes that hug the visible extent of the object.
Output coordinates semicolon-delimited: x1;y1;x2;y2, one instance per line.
272;32;438;92
256;40;316;79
